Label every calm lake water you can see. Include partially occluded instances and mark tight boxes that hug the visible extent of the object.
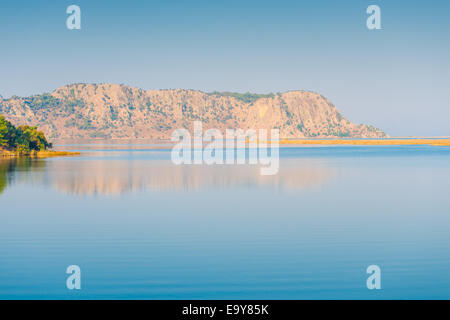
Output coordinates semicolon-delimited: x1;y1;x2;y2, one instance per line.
0;144;449;299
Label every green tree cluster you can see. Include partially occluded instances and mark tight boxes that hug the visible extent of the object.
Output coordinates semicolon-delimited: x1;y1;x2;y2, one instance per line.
0;115;52;153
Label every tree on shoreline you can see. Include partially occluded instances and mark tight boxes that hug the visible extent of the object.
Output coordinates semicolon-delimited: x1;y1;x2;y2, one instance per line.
0;115;52;152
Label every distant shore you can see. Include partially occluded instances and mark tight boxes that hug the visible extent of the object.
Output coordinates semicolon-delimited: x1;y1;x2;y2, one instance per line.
49;137;450;148
279;138;450;146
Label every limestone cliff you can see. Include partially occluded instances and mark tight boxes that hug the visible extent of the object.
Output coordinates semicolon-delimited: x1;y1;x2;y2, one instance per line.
0;83;386;139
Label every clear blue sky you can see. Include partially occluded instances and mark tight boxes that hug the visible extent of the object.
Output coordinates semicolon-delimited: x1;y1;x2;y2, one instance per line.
0;0;449;136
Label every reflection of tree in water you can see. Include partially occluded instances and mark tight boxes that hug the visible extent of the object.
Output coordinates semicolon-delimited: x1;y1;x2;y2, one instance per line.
0;158;45;195
0;163;6;194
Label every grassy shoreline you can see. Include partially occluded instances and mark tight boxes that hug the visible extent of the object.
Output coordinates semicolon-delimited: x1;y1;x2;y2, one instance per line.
0;149;80;158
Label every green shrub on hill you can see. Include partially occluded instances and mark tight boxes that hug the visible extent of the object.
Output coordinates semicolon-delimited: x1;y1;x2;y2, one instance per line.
208;91;275;104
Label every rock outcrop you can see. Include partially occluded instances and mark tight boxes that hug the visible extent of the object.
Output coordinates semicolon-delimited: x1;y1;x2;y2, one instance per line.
0;83;386;139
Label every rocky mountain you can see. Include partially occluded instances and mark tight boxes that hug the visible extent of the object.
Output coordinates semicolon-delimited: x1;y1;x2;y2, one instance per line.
0;83;386;139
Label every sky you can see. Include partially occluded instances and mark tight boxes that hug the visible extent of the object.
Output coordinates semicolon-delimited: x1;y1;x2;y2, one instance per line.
0;0;449;136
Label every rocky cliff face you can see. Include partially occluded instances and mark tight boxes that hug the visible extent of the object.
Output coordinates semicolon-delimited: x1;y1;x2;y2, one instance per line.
0;83;386;139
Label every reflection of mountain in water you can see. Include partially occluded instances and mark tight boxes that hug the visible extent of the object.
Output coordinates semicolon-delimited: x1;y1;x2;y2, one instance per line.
1;158;335;196
51;159;335;195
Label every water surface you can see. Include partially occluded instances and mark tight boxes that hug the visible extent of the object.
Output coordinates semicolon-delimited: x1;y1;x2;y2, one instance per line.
0;145;449;299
